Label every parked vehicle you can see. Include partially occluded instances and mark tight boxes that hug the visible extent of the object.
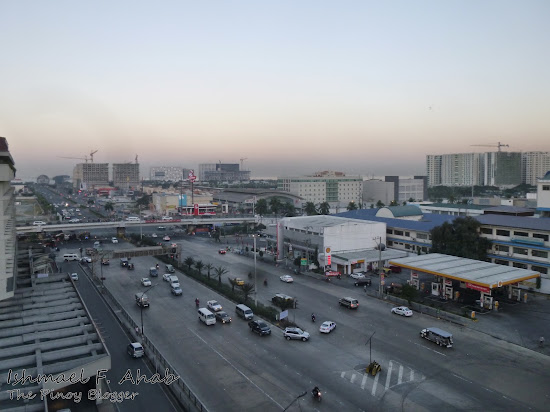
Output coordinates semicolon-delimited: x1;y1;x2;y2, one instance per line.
420;327;453;348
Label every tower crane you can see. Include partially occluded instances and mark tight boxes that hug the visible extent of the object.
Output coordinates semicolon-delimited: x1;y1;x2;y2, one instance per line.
470;142;509;152
58;155;89;163
89;150;98;162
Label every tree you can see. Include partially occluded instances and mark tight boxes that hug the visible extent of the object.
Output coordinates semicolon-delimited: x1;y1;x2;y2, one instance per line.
204;263;214;280
255;199;268;215
376;200;384;208
228;277;238;292
318;202;330;215
408;197;415;203
430;216;491;261
304;202;317;216
136;194;151;207
184;257;195;271
347;202;358;211
280;202;296;217
269;197;283;215
272;297;294;313
104;202;114;213
87;199;95;205
195;260;204;275
240;283;255;302
214;266;228;286
389;200;398;206
401;284;418;305
211;230;221;243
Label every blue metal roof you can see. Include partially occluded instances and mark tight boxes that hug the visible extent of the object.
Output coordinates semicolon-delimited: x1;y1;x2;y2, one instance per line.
476;214;550;231
335;210;455;231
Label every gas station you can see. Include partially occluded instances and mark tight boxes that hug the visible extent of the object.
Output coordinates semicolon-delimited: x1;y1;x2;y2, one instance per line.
389;253;541;310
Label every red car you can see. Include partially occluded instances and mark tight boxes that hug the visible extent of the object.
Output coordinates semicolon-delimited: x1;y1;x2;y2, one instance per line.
218;249;226;255
389;265;402;273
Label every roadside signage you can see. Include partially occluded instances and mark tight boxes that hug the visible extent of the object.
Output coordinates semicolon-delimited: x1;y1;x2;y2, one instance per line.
412;272;418;278
466;282;491;293
188;170;196;182
301;258;307;266
325;247;331;266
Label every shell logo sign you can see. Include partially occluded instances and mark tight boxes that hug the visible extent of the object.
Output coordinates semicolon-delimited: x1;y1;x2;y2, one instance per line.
325;247;331;265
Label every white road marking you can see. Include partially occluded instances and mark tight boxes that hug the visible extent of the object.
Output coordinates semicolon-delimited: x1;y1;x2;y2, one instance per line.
413;341;447;356
190;329;284;409
350;373;357;384
341;371;346;378
371;372;379;396
452;373;473;384
385;361;393;390
361;374;368;389
398;365;403;385
410;370;414;381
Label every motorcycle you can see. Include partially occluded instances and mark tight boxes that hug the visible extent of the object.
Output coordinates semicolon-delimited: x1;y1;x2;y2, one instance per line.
311;387;322;402
311;314;316;323
263;279;268;286
195;298;200;308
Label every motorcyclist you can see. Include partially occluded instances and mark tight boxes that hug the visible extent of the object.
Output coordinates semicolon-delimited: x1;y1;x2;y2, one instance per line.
155;263;159;270
263;279;268;286
195;298;200;307
312;386;321;398
311;313;316;322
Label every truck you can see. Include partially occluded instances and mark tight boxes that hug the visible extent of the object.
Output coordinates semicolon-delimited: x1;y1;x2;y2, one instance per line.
420;327;453;348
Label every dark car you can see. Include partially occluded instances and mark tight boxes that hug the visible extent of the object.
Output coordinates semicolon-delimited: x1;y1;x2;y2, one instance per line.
354;278;372;287
215;311;232;324
389;265;402;273
249;320;271;336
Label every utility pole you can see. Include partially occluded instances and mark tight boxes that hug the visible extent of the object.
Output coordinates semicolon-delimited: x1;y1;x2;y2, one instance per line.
374;236;384;295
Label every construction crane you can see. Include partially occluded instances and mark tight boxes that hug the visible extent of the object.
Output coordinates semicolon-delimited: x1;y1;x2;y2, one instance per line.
89;150;98;162
135;154;138;164
58;155;89;163
240;157;248;170
470;142;509;152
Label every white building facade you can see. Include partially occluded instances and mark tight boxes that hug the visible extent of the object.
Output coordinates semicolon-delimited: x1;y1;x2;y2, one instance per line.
522;152;550;186
0;137;16;301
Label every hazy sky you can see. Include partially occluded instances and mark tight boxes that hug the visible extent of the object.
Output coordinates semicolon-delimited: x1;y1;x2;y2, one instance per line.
2;0;549;180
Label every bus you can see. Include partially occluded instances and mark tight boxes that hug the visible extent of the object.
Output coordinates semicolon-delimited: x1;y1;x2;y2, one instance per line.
180;204;216;216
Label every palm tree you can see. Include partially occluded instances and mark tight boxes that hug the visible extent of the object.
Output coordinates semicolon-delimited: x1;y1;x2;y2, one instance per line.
104;202;114;213
204;263;214;280
228;277;238;292
304;202;317;216
347;201;358;211
214;266;229;286
195;260;204;276
240;283;255;302
184;257;195;271
318;202;330;215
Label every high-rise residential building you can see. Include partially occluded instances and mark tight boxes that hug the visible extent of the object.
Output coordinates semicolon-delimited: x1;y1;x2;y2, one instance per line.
0;137;16;301
278;171;362;204
73;163;109;190
150;166;185;182
113;163;140;192
522;152;550;186
536;171;550;218
198;163;250;182
426;155;442;187
483;152;522;187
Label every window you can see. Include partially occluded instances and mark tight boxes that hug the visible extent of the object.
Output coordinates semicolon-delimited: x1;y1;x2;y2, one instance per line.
417;233;428;240
494;259;509;266
532;266;548;275
533;233;549;241
386;229;393;234
513;247;528;255
513;262;527;269
531;250;548;258
514;231;529;237
405;232;410;237
496;229;510;237
387;240;393;246
405;244;411;249
481;228;493;235
496;245;509;252
543;185;550;191
394;230;403;236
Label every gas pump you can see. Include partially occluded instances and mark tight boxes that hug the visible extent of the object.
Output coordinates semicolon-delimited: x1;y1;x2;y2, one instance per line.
443;279;453;300
431;282;441;297
483;295;493;309
410;272;419;289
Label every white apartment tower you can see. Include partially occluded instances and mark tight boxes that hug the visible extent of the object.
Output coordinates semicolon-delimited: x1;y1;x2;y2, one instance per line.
522;152;550;186
426;155;442;187
0;137;16;301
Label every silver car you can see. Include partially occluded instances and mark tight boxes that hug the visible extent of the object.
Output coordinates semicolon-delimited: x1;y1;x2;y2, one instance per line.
284;327;310;341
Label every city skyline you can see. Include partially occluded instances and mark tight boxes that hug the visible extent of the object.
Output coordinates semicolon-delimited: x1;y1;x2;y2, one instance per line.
2;1;549;179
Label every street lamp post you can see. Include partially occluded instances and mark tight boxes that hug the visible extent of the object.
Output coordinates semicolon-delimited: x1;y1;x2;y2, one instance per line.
140;283;159;335
253;234;257;306
374;236;384;296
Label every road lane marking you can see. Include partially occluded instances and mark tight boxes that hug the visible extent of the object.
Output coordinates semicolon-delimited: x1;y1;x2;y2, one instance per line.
410;370;414;381
371;372;379;396
350;373;356;384
361;374;367;389
412;341;447;356
452;374;472;384
398;365;403;385
189;329;284;409
341;371;345;379
385;361;393;390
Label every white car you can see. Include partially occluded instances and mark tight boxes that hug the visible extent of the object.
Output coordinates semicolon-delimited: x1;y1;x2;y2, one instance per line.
70;273;79;281
32;221;46;226
141;278;152;287
80;257;92;263
391;306;413;317
163;235;171;241
152;233;158;238
111;237;118;243
207;300;223;312
69;218;80;223
280;275;294;283
319;321;336;334
350;273;365;279
162;273;172;282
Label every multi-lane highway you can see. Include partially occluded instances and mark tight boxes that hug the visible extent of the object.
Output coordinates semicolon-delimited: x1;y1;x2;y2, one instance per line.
70;235;550;411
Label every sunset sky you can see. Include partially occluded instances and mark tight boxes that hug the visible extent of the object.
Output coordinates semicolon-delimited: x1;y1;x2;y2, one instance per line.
2;0;549;180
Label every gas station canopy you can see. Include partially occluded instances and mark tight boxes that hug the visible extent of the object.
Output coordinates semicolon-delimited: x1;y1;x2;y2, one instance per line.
389;253;540;289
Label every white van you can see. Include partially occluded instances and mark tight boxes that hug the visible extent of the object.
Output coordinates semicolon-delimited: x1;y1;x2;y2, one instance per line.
169;275;180;288
126;216;140;222
63;253;79;261
236;304;254;320
198;308;216;325
93;241;101;249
